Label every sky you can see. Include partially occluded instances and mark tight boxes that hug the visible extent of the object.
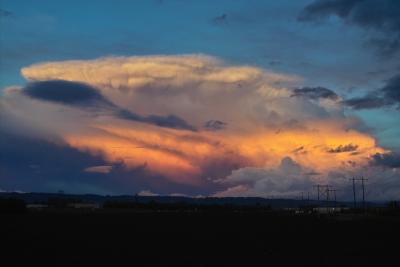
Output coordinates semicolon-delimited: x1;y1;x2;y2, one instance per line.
0;0;399;200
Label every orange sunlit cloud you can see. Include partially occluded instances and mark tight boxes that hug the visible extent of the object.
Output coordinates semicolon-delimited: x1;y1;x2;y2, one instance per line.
0;55;388;192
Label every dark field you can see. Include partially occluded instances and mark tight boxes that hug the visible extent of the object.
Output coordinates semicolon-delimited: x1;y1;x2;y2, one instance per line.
1;211;399;266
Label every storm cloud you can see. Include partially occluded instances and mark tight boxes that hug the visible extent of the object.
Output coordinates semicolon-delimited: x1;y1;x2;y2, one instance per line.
214;157;314;198
344;73;400;110
24;80;114;107
299;0;400;56
343;94;388;109
203;120;227;131
371;152;400;168
0;55;390;197
291;86;339;100
381;73;400;106
0;129;110;194
23;80;195;131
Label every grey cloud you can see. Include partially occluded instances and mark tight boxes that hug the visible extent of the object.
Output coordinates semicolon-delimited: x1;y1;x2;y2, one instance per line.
0;9;12;17
291;86;339;100
216;155;400;200
344;73;400;109
0;129;110;193
269;60;282;66
84;165;113;174
203;120;227;131
144;114;196;131
24;80;196;131
371;152;400;168
118;111;196;131
0;129;203;195
299;0;400;55
215;157;314;198
382;73;400;105
327;144;358;153
298;0;362;21
212;14;228;25
24;80;114;108
304;171;321;176
343;94;388;109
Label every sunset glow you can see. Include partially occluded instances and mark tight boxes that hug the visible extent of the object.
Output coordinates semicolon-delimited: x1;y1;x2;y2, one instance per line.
1;0;399;199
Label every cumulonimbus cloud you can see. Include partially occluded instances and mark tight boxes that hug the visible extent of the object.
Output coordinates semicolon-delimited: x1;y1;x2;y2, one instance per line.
1;54;395;198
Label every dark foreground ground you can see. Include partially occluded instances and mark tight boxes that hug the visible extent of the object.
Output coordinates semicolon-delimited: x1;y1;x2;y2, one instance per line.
1;211;399;267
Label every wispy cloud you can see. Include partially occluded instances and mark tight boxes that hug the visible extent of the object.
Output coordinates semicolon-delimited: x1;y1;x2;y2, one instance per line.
299;0;400;56
344;73;400;110
0;9;12;17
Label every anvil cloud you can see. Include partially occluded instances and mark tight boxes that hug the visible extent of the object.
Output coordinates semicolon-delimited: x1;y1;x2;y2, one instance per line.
1;55;396;198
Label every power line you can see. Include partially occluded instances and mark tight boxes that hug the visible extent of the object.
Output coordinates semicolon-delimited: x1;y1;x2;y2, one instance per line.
327;188;338;207
358;176;368;209
349;176;368;209
313;184;332;205
350;177;357;208
313;185;323;201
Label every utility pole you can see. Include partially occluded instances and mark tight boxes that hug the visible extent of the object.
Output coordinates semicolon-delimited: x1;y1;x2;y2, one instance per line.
349;177;368;209
333;189;337;207
314;184;331;207
327;189;338;207
313;185;322;201
359;176;368;209
326;187;330;202
350;177;357;208
324;185;333;206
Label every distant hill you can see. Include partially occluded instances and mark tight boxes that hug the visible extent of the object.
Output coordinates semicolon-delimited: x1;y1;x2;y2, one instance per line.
0;191;373;208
